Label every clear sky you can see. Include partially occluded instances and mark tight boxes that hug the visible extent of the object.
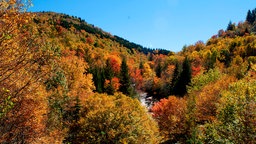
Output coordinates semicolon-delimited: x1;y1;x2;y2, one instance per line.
29;0;256;52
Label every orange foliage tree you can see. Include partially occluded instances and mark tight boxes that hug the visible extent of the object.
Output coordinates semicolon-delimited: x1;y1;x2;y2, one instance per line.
195;75;237;123
107;55;121;75
0;0;56;143
130;68;143;89
151;96;187;142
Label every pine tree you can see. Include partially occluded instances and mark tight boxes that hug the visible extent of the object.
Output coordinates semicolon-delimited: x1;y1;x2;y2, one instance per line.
252;8;256;23
91;67;105;93
105;58;114;80
139;61;144;75
104;58;118;95
177;57;192;96
148;53;153;61
155;63;162;78
119;57;131;96
105;81;115;95
63;97;82;144
246;10;254;24
170;61;181;95
139;61;144;69
170;57;192;97
227;21;235;31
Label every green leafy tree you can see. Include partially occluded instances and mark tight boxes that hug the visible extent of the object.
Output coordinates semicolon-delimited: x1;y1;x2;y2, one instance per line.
217;80;256;143
204;51;217;71
218;49;232;67
199;80;256;143
246;43;256;57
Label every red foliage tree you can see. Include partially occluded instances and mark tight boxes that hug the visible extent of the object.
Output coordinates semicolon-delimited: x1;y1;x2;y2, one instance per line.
151;96;187;142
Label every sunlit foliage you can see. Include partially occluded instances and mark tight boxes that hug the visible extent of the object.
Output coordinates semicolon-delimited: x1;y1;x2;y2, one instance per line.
70;93;160;144
1;0;256;143
198;79;256;143
151;96;187;142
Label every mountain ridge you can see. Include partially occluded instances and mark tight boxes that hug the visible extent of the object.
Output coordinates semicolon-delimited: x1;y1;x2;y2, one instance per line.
33;11;170;55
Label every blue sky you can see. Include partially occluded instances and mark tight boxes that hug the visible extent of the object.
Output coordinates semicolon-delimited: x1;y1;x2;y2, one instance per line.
29;0;256;52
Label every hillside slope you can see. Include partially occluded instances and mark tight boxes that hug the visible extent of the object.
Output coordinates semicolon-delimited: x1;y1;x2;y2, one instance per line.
31;12;174;98
0;1;255;143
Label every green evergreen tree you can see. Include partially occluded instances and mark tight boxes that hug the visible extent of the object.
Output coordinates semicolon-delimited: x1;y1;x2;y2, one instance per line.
155;62;162;78
148;53;153;61
177;57;192;96
244;27;250;34
246;10;254;24
171;57;192;97
119;57;131;96
104;58;116;95
139;61;144;75
104;58;114;80
91;67;105;93
227;21;235;31
252;8;256;23
139;61;144;69
170;61;181;95
63;97;81;144
105;81;115;95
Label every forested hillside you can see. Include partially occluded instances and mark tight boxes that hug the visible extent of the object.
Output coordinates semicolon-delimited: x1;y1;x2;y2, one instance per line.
0;1;255;143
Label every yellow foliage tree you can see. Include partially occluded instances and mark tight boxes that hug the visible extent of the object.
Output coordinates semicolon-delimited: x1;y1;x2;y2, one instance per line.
60;50;95;100
73;93;160;144
0;0;54;143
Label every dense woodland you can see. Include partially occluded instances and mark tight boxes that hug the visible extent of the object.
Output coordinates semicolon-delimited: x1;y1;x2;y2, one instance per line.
0;1;255;143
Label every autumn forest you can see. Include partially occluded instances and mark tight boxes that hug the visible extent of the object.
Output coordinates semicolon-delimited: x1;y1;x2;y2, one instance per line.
0;1;256;143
